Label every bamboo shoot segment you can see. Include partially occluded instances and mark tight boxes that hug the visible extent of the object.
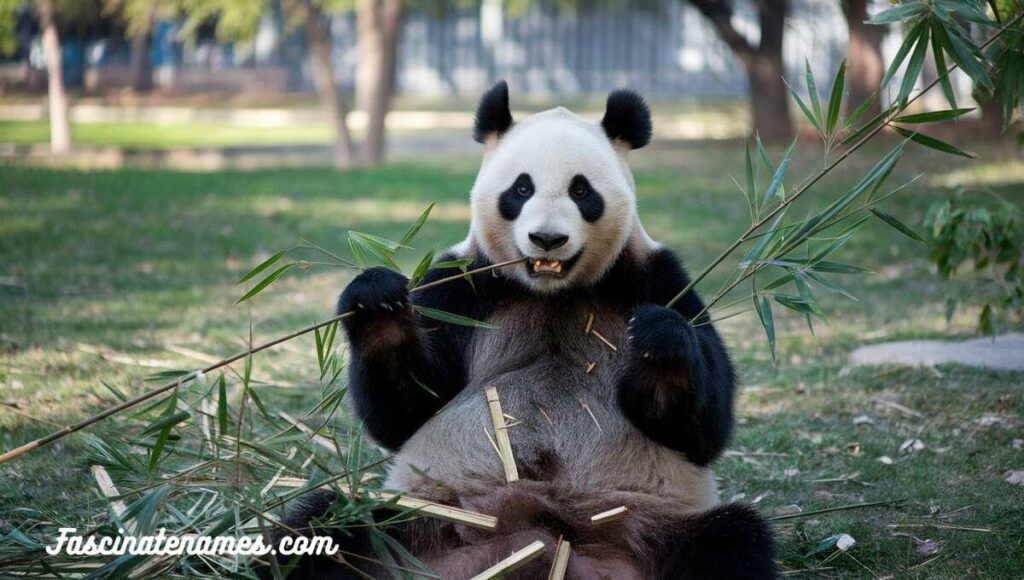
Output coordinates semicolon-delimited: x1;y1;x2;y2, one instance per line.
470;540;547;580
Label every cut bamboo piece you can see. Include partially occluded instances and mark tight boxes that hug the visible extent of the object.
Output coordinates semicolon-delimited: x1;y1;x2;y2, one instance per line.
548;538;572;580
589;329;619;352
584;312;595;334
591;506;628;525
485;387;519;482
278;411;335;452
91;465;130;529
272;479;498;531
586;362;596;374
470;540;547;580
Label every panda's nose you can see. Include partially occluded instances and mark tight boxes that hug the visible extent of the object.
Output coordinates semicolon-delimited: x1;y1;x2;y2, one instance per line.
529;231;569;251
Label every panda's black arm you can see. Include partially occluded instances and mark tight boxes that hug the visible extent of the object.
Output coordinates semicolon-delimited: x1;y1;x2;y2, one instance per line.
338;263;477;450
616;248;736;466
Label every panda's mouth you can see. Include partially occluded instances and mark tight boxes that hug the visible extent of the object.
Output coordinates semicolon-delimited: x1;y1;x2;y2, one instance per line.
524;252;581;278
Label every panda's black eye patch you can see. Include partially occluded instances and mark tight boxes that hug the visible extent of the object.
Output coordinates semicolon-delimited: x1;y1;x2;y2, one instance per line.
568;175;604;222
498;173;534;220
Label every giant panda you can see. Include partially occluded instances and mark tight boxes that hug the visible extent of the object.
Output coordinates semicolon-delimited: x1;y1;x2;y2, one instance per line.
272;82;777;579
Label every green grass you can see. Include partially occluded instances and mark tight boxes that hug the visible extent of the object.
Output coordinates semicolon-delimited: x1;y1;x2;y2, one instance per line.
0;141;1022;577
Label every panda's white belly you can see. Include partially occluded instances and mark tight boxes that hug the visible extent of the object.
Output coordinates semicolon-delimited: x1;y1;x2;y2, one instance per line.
384;299;718;510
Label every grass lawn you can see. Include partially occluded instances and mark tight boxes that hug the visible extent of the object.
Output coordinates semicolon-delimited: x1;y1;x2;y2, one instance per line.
0;140;1022;577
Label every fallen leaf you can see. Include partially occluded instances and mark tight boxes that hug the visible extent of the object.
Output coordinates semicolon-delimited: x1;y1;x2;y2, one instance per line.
853;415;874;426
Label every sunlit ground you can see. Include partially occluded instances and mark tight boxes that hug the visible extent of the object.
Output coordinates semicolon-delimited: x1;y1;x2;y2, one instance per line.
0;140;1022;577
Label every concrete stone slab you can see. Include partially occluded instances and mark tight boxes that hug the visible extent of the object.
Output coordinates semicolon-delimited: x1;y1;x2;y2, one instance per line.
849;333;1024;371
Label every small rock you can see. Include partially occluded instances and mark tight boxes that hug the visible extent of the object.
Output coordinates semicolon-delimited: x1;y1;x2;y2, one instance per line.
899;439;926;454
878;455;894;465
1013;439;1023;450
784;467;801;477
730;493;746;502
853;415;874;426
916;539;941;556
836;534;857;551
1004;470;1024;486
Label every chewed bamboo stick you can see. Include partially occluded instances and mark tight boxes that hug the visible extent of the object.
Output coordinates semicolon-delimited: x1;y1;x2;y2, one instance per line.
278;411;335;452
548;538;571;580
589;329;618;352
590;506;628;525
91;465;130;528
273;478;498;531
485;387;519;482
470;540;547;580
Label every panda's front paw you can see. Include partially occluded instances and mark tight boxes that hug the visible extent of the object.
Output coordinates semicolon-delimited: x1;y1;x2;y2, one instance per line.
627;304;696;364
336;267;411;326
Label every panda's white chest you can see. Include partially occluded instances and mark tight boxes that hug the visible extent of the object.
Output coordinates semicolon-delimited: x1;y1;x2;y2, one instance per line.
385;300;715;505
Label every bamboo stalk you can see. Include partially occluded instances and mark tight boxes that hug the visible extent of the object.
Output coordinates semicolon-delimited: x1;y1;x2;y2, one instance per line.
548;538;571;580
91;465;129;529
272;478;499;530
0;257;526;465
470;540;547;580
590;506;628;525
485;387;519;482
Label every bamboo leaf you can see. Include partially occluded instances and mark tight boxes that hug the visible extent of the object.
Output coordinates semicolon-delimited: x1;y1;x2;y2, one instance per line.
764;139;797;204
893;127;975;158
787;80;822;133
843;95;877;130
882;22;925;88
826;60;846;135
897;25;930;105
868;1;925;24
870;208;927;243
810;261;869;274
217;374;228;435
399;203;435;248
805;60;823;125
408;249;436;288
413;305;499;329
941;23;993;90
236;263;294;303
236;250;286;284
140;410;191;437
894;108;973;123
754;295;776;360
930;20;958;109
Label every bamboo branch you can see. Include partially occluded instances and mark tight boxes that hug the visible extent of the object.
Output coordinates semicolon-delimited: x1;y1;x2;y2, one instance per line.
666;9;1024;313
272;478;499;530
0;257;526;465
590;506;628;525
548;538;572;580
485;387;519;482
470;540;547;580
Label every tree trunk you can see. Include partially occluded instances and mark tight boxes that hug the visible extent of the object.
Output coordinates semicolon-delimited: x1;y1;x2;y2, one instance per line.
746;52;793;141
296;0;355;170
843;0;884;118
357;0;403;166
689;0;792;140
36;0;71;153
129;4;157;93
749;0;792;141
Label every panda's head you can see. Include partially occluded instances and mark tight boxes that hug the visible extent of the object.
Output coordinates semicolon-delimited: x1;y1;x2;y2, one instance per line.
468;81;653;293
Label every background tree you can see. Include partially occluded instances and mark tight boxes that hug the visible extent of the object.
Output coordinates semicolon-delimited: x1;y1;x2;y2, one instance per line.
842;0;884;118
34;0;71;152
686;0;792;141
105;0;163;92
356;0;402;166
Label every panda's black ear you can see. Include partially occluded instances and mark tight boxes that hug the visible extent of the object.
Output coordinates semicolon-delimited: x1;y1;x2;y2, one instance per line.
473;80;514;144
602;89;652;150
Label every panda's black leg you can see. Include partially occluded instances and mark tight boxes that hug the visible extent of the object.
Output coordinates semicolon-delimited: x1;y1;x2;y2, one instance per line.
649;503;778;580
